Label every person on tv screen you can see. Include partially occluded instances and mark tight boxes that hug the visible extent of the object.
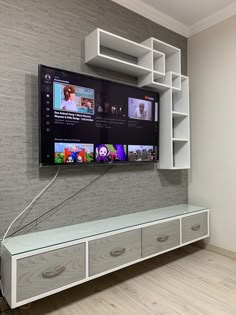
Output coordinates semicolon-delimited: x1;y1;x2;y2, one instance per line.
61;85;77;111
134;102;148;120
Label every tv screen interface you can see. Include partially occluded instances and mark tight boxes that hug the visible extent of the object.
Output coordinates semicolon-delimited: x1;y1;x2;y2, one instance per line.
39;65;159;166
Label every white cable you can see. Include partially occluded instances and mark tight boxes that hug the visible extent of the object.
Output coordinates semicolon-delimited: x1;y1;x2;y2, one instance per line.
1;166;60;245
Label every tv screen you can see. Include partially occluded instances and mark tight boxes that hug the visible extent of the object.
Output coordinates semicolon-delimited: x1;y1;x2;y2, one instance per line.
39;65;159;166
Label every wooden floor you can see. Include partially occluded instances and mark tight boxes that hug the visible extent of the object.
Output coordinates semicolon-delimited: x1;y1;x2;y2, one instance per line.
5;246;236;315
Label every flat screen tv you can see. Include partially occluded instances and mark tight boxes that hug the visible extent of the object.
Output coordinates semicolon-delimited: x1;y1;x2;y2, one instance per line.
39;65;159;166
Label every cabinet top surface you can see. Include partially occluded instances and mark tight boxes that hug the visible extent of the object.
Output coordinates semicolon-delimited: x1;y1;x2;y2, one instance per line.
2;204;208;256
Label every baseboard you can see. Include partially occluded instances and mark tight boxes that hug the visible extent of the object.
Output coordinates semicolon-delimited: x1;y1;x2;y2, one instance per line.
195;240;236;260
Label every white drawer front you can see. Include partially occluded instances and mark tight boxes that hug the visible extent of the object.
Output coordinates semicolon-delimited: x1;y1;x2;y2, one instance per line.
182;212;208;243
16;243;85;302
142;219;180;257
89;230;141;276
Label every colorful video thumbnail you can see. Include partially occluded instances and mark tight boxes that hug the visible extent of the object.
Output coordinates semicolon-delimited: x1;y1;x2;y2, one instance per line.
53;82;95;115
128;145;155;161
54;143;94;164
96;144;127;163
128;97;153;121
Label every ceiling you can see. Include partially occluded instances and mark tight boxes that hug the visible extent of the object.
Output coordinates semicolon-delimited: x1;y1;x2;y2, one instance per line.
144;0;236;26
112;0;236;37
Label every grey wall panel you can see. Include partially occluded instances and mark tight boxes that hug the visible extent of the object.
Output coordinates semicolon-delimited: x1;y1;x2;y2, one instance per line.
0;0;187;238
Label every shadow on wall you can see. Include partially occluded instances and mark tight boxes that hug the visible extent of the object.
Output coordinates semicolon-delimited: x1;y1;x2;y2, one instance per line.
25;73;40;175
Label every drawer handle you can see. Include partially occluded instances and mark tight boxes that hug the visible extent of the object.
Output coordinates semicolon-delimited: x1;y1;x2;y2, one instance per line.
191;224;201;231
42;265;66;279
157;235;169;242
110;248;126;257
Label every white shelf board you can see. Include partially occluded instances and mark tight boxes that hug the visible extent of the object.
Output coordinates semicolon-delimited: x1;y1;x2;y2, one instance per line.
99;29;151;58
153;49;165;58
148;81;171;91
172;72;180;78
172;87;182;92
152;38;181;56
153;70;165;79
172;111;188;117
88;54;152;76
172;138;189;142
171;166;190;170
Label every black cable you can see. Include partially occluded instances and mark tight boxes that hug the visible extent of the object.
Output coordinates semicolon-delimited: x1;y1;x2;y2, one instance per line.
8;165;113;237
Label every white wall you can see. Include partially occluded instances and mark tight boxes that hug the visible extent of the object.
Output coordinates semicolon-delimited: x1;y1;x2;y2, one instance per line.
188;15;236;252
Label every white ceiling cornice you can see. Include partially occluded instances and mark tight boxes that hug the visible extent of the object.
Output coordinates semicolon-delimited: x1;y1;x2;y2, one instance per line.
111;0;189;37
189;2;236;36
112;0;236;38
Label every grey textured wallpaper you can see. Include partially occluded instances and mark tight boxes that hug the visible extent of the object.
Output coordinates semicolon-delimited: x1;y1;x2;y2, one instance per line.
0;0;187;238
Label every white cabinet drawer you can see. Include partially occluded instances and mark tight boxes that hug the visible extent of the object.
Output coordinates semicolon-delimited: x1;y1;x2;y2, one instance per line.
182;212;208;243
16;243;85;302
142;219;180;257
89;230;141;276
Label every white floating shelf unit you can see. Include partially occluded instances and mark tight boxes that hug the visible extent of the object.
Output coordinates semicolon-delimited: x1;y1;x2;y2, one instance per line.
85;29;153;77
85;28;190;169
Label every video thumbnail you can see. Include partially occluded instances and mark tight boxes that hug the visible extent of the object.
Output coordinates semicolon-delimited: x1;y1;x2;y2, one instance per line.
54;143;94;164
97;102;124;115
128;97;152;121
96;144;127;163
53;82;95;115
128;145;155;161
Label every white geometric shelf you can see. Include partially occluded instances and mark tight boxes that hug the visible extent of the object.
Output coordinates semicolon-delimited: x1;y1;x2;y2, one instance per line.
141;37;181;74
85;28;190;170
85;29;153;77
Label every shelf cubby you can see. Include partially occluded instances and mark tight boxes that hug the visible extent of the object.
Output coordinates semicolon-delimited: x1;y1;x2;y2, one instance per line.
141;37;181;74
173;141;190;169
153;50;165;74
171;72;181;90
172;115;189;140
85;29;153;77
172;76;189;112
153;39;181;75
99;29;152;58
159;89;173;169
171;76;190;169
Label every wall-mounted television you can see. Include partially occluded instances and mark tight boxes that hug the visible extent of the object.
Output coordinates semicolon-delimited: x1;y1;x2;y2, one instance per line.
39;65;159;166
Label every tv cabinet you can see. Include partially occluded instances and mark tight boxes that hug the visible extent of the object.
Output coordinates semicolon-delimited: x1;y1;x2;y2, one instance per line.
1;204;209;308
85;29;190;169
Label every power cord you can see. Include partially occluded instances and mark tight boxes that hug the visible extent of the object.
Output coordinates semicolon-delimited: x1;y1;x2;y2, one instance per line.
0;165;112;309
1;167;60;245
7;165;113;238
